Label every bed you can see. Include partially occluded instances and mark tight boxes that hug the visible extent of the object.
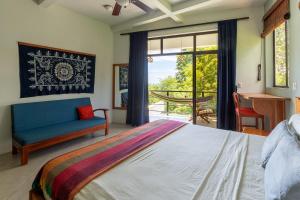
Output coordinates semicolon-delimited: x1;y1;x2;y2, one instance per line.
30;119;265;200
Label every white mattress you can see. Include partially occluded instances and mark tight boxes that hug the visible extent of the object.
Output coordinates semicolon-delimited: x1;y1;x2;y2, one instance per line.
75;124;265;200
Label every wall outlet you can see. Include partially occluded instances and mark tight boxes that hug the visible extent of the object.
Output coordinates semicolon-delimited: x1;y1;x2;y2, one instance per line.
293;82;297;90
237;82;243;88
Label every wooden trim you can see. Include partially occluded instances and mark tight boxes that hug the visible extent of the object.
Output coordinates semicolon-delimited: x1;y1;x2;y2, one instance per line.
112;64;128;110
17;42;96;57
261;0;290;37
263;0;288;20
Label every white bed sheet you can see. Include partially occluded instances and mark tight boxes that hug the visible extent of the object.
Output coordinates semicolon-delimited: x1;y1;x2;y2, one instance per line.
75;124;265;200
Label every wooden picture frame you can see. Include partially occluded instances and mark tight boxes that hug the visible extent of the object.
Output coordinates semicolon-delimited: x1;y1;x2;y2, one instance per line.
113;64;129;110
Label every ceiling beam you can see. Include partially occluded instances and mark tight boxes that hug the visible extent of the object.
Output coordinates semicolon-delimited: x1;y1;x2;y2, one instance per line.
172;0;221;15
145;0;183;23
33;0;57;8
112;0;213;31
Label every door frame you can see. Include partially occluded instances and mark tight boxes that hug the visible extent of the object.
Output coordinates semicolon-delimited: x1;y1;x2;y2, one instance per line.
148;31;218;124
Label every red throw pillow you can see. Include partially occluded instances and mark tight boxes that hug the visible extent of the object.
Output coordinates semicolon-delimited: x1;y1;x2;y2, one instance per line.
77;105;94;120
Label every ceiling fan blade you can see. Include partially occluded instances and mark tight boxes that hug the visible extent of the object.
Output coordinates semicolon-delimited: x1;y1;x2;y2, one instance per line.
112;3;122;16
132;0;152;13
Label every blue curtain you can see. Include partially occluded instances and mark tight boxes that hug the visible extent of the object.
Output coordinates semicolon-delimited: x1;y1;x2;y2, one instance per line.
126;31;149;126
217;19;237;130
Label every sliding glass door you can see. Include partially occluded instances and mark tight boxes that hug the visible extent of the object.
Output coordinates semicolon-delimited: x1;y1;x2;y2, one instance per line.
195;53;218;127
194;33;218;127
148;31;218;127
148;55;193;122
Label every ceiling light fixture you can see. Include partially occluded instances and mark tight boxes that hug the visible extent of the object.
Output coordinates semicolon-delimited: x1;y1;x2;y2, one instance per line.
103;4;113;11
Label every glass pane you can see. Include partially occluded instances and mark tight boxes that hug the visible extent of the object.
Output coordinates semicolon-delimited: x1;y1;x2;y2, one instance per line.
163;36;193;54
195;54;218;128
148;39;161;55
274;23;287;87
196;33;218;51
148;55;193;122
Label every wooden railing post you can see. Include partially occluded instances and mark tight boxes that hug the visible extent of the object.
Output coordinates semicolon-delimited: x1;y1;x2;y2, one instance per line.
166;91;169;116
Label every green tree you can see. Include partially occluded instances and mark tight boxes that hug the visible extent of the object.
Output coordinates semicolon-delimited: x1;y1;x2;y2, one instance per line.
274;23;287;86
149;47;218;115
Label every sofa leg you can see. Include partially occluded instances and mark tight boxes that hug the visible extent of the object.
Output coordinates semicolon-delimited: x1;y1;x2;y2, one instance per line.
12;145;18;155
21;149;29;165
105;126;109;136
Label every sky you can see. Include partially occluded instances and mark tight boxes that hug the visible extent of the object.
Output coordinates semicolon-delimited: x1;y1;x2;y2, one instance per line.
148;56;177;84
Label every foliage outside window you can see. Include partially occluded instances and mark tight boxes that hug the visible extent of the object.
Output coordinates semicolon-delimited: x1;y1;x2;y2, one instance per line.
273;22;288;87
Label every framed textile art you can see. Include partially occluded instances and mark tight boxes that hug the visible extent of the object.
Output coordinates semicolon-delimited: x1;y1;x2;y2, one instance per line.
18;42;96;98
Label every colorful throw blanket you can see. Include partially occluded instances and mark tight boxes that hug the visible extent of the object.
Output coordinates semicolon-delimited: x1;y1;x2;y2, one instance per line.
32;120;186;200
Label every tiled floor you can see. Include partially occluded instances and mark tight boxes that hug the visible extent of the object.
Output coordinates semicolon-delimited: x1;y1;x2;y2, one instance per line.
0;123;131;200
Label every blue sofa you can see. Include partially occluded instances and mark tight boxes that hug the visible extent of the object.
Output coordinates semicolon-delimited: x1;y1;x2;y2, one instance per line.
11;98;109;165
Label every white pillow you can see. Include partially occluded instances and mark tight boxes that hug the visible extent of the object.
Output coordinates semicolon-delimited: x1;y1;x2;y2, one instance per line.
287;114;300;141
261;121;289;168
264;133;300;200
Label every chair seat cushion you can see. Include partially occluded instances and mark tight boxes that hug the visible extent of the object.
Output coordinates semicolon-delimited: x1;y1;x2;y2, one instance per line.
13;117;106;145
239;107;263;117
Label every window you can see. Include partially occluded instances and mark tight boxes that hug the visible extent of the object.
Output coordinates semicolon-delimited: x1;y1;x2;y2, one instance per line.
273;22;288;87
148;39;161;55
163;36;193;53
196;33;218;51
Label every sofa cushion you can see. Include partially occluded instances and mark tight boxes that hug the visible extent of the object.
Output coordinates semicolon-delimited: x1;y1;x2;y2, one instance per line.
13;117;105;145
11;98;92;133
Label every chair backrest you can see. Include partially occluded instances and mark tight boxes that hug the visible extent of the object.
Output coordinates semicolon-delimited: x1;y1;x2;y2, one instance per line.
232;92;240;112
11;97;91;133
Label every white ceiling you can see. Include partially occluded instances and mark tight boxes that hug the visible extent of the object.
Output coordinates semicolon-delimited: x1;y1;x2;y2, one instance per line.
54;0;267;27
57;0;145;25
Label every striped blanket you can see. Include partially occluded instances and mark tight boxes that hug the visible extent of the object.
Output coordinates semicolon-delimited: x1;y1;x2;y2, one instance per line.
32;120;186;200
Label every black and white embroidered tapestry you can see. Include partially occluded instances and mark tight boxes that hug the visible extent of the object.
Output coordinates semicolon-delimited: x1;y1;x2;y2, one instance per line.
18;43;96;98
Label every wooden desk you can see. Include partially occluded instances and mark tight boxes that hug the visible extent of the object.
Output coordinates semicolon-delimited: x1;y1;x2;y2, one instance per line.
296;97;300;114
242;127;269;137
239;93;289;130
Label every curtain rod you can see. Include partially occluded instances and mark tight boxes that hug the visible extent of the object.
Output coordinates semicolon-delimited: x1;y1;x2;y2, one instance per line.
120;17;249;36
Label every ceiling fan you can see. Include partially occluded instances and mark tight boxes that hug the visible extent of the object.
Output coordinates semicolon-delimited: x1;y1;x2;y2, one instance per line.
112;0;152;16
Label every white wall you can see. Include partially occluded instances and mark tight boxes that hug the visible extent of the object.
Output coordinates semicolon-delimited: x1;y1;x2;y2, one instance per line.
264;0;300;116
112;7;266;123
0;0;113;154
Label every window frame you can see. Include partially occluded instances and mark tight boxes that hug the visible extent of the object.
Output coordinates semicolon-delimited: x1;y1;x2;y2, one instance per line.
147;30;218;57
272;22;288;88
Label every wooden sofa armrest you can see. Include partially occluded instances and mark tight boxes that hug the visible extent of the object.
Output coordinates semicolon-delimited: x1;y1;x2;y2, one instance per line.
93;108;109;112
93;108;109;119
93;109;110;135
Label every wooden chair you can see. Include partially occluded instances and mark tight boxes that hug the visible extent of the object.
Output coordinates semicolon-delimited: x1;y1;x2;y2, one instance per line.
233;92;265;132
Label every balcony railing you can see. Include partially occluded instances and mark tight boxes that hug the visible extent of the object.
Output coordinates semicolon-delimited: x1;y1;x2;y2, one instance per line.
149;90;217;116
